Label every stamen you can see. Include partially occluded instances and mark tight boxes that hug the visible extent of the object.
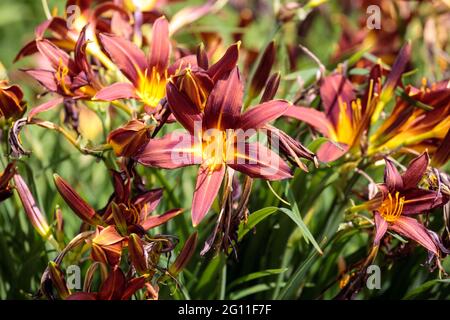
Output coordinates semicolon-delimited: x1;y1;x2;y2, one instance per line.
379;191;405;222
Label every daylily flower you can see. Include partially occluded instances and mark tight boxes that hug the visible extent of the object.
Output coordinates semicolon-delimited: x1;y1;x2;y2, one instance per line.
95;16;193;111
356;153;449;255
368;79;450;156
0;81;26;120
67;266;145;300
15;0;127;70
284;43;411;162
136;66;294;226
23;27;100;119
54;170;182;234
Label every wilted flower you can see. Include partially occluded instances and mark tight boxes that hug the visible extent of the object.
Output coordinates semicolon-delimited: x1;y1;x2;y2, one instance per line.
0;81;26;120
108;119;152;157
91;225;125;266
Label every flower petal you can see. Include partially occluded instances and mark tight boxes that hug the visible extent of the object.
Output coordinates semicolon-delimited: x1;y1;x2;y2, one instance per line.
402;189;446;214
239;100;290;131
384;158;403;191
229;142;292;180
135;132;199;169
98;33;147;85
192;164;225;227
374;212;388;245
283;105;333;137
204;67;243;130
402;152;429;190
27;97;65;120
141;208;183;231
390;216;439;255
319;74;355;127
166;82;203;134
207;43;239;82
317;141;349;163
148;16;170;73
95;83;138;101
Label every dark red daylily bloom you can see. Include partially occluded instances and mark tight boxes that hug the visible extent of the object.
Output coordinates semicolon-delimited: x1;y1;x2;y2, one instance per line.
136;66;294;226
369;79;450;156
23;27;100;119
95;16;194;110
285;43;411;162
357;153;448;255
54;170;182;233
15;0;127;70
67;266;145;300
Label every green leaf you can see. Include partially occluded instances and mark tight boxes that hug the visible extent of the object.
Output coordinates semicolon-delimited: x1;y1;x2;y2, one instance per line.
282;187;323;254
403;279;450;300
229;283;282;300
237;207;279;241
276;249;321;299
307;137;329;153
228;268;288;290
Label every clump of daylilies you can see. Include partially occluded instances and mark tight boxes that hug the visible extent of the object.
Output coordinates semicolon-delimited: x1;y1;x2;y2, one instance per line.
0;0;449;300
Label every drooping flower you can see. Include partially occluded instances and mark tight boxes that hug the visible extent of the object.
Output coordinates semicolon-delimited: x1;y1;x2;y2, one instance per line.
356;153;449;255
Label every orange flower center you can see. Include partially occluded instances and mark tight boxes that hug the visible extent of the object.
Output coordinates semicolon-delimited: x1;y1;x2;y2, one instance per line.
379;191;405;223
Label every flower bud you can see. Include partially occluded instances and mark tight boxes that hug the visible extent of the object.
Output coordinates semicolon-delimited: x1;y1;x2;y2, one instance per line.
54;174;99;225
128;233;148;275
107;120;151;157
169;232;198;276
172;68;213;112
14;174;51;238
248;41;276;102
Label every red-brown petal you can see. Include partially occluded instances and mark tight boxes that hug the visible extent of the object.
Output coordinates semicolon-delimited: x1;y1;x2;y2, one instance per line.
239;100;290;131
148;16;170;73
95;83;138;101
384;158;404;191
402;152;429;190
390;216;439;255
204;67;243;130
98;33;148;85
191;164;225;227
284;105;333;137
135;132;199;169
229;142;292;181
